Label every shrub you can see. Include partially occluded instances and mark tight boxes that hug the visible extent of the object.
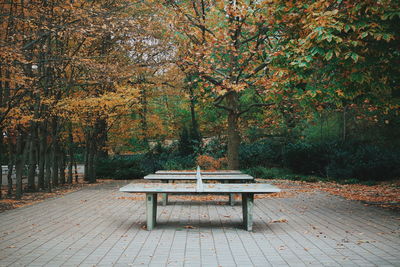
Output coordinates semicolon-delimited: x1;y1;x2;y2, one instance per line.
244;167;293;179
196;155;222;170
239;139;282;169
244;166;270;178
95;154;146;180
341;178;360;184
162;156;196;170
283;141;331;176
162;159;184;170
178;126;202;156
202;137;227;159
300;176;319;183
178;127;193;155
332;143;400;181
283;140;400;181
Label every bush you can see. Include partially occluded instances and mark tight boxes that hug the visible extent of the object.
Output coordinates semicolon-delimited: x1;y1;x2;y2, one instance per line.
196;155;227;170
244;167;293;179
95;144;197;179
202;137;227;159
162;156;196;170
178;126;202;156
239;139;282;169
329;143;400;181
95;154;146;180
300;176;319;183
283;142;331;176
283;140;400;181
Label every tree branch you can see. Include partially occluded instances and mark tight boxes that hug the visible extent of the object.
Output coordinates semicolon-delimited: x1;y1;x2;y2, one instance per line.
201;74;222;86
238;102;273;116
213;91;235;112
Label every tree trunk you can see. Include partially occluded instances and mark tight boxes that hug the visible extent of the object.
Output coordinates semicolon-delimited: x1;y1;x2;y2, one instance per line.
59;150;65;185
67;124;73;184
74;160;79;183
96;119;108;159
38;124;46;190
27;124;37;192
7;141;14;197
342;105;347;141
45;149;52;192
188;86;198;132
52;142;59;187
188;85;201;152
84;131;89;181
15;131;24;199
226;92;240;170
88;138;96;183
0;127;3;197
51;118;58;187
139;86;149;146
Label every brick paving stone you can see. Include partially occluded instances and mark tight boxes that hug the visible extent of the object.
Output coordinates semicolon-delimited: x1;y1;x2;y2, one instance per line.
0;180;399;267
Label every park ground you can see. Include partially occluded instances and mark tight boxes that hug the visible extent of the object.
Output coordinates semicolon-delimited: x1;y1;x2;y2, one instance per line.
0;179;399;266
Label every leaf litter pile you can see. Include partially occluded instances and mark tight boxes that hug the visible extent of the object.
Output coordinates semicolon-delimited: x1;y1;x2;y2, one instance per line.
265;179;400;210
2;178;399;212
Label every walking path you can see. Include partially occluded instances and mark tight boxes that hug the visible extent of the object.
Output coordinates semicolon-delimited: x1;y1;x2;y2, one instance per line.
0;180;399;266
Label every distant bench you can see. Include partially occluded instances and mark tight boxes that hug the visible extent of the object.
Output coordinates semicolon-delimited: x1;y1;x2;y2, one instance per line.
120;168;280;231
144;170;253;206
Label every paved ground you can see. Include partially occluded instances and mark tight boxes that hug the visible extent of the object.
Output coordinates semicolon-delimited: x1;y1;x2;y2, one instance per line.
0;181;399;267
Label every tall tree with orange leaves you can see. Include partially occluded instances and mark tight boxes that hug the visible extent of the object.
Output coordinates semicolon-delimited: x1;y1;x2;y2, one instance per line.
164;0;276;169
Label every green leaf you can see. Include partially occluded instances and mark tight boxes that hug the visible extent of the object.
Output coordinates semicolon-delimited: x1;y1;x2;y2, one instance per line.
361;32;368;39
305;56;313;62
350;72;363;82
351;52;359;63
325;50;333;61
383;34;392;41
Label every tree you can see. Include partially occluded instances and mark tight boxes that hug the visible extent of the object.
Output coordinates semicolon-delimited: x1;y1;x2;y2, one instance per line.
165;0;275;168
267;0;400;129
0;0;164;195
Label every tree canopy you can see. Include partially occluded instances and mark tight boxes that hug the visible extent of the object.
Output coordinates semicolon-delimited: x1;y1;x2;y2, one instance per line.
1;0;399;198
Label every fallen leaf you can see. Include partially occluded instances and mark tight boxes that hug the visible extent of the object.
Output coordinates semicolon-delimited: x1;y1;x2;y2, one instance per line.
357;239;374;245
271;218;288;223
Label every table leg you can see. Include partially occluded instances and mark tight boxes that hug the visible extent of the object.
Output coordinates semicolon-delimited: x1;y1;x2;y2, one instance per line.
146;193;157;230
162;180;169;206
225;179;235;206
229;193;235;206
242;193;254;231
162;193;168;206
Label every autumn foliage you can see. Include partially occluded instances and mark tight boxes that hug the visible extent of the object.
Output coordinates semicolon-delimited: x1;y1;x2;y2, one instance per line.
1;0;399;200
196;155;227;170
